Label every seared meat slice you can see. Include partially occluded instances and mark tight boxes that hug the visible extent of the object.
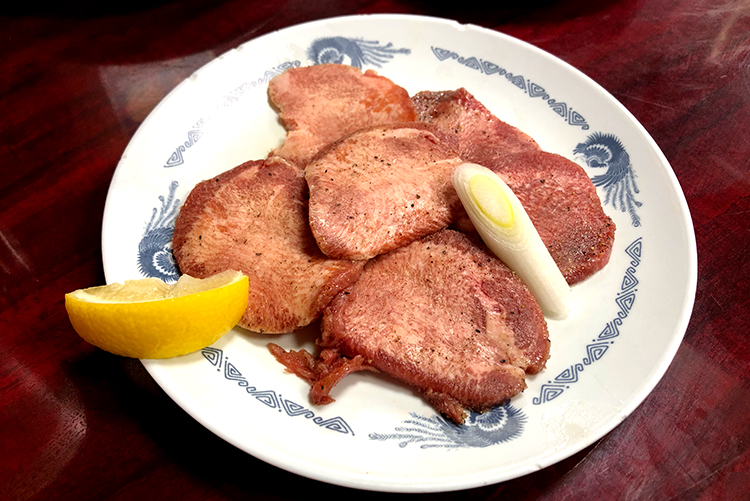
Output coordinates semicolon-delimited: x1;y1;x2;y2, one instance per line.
271;229;550;424
487;150;616;284
306;122;464;260
412;88;540;156
413;88;615;284
268;64;416;168
172;156;364;333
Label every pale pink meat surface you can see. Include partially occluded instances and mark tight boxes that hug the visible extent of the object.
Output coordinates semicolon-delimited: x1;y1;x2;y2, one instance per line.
306;122;465;260
268;64;416;168
487;150;616;284
317;229;550;423
413;88;615;284
172;156;364;334
412;87;540;155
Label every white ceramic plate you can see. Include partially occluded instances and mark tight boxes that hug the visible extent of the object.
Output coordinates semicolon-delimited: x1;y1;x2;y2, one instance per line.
101;14;697;493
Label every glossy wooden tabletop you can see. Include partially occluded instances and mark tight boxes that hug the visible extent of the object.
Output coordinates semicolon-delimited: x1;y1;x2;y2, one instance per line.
2;0;749;499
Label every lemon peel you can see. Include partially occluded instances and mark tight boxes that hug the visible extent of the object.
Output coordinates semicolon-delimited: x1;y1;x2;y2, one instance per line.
65;270;249;359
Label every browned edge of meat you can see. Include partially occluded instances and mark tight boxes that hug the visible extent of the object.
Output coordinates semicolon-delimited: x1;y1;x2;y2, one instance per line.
268;64;417;168
305;122;464;261
267;344;378;405
172;156;364;334
271;229;550;424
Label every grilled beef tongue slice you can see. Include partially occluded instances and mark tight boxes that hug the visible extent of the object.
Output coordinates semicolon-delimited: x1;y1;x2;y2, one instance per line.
305;122;464;261
268;64;416;168
270;229;550;424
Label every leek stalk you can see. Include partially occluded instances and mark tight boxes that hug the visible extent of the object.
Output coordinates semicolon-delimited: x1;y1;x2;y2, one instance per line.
452;163;571;319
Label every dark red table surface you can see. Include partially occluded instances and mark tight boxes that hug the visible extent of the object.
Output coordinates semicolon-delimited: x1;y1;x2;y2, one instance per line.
2;0;749;499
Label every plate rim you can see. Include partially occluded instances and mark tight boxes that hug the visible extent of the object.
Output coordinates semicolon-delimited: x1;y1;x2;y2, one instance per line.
102;13;698;493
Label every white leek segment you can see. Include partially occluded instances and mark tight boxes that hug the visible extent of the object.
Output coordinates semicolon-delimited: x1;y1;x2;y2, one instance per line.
452;163;571;319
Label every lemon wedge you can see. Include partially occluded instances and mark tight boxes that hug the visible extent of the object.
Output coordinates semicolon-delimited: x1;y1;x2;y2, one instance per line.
65;270;249;359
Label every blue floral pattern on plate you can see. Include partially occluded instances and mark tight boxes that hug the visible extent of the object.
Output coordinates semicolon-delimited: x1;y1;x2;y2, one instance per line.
575;133;642;227
370;404;527;448
137;180;180;283
307;37;410;67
